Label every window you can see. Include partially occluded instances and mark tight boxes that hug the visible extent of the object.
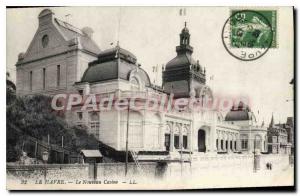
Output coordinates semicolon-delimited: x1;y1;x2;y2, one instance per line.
272;136;277;143
241;135;248;150
254;136;261;150
77;112;83;121
234;141;237;150
89;112;100;138
174;135;180;149
164;134;170;151
42;35;49;48
221;140;224;150
29;71;33;91
43;68;46;89
225;140;228;150
78;90;83;96
216;139;218;150
57;65;60;87
230;141;232;150
183;135;188;149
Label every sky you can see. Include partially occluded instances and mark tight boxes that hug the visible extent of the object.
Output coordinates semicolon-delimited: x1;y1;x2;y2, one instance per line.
6;7;294;125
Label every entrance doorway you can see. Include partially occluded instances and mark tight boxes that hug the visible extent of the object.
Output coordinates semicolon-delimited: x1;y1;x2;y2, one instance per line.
198;129;206;152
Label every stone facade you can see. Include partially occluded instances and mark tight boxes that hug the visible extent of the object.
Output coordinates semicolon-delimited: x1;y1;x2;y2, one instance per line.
267;118;292;154
15;9;100;96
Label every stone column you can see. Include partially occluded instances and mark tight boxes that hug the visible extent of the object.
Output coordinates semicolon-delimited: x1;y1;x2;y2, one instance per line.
170;122;174;152
211;112;218;153
248;132;253;153
188;125;192;150
179;123;183;150
218;136;221;152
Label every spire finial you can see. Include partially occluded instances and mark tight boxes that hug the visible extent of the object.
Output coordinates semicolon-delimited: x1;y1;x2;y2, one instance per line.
185;21;187;28
269;112;274;128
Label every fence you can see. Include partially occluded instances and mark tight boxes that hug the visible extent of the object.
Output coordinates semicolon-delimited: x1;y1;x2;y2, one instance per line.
7;154;290;182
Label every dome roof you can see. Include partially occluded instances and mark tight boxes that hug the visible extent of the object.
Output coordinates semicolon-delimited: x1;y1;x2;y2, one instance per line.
225;101;252;121
181;26;189;34
81;46;151;86
225;110;251;121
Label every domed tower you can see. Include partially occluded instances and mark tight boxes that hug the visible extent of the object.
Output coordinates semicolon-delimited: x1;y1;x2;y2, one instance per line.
162;22;207;98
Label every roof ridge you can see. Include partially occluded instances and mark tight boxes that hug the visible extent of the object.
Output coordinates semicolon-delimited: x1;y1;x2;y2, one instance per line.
55;18;84;35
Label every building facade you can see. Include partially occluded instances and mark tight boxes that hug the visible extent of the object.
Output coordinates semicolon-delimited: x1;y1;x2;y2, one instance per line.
16;9;272;161
267;115;292;154
15;9;100;96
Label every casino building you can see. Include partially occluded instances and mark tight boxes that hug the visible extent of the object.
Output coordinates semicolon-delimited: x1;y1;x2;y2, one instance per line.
15;9;272;161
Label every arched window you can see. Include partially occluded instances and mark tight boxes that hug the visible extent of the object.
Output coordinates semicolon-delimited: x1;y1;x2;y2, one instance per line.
174;126;180;149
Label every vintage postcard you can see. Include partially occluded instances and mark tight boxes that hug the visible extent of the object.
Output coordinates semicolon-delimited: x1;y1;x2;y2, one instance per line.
6;6;294;190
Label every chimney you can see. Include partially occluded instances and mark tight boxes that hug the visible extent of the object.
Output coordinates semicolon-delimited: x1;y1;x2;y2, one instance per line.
38;9;54;26
82;27;94;39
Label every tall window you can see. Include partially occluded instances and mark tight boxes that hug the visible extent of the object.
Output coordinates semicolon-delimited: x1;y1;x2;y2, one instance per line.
241;135;248;150
29;71;33;91
216;139;218;150
183;135;188;149
57;65;60;87
174;135;180;149
43;68;46;90
254;136;261;150
89;111;100;138
221;140;224;150
164;134;170;151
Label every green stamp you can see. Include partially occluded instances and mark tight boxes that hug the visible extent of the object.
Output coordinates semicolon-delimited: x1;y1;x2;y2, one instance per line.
230;10;277;48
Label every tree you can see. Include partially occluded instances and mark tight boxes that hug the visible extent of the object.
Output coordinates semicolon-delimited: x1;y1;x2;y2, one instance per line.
6;92;98;162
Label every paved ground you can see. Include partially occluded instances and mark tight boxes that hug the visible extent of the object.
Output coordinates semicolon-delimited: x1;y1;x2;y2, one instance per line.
7;155;294;190
150;164;294;189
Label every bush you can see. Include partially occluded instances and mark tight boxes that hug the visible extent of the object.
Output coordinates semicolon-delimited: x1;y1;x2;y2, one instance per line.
6;92;98;162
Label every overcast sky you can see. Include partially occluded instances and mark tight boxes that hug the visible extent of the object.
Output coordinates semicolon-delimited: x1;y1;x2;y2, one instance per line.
6;7;294;124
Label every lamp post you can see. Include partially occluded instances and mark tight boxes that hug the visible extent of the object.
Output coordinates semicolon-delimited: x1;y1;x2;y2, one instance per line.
42;150;49;182
125;98;130;177
253;135;257;172
253;135;261;172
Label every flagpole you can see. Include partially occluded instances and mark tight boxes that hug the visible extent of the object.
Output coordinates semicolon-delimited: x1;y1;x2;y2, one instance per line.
125;98;130;177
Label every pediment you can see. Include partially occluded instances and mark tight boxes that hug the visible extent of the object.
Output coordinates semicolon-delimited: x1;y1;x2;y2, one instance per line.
20;22;69;63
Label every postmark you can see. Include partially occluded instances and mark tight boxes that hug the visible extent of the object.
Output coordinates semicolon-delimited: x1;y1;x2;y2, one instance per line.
222;10;277;61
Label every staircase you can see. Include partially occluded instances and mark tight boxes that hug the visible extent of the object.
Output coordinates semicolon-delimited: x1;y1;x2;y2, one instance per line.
130;151;142;173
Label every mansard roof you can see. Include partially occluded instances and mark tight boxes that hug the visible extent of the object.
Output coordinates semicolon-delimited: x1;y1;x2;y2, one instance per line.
165;53;197;69
80;46;151;86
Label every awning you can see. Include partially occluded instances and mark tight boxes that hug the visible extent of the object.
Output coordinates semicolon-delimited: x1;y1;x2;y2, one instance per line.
80;150;102;158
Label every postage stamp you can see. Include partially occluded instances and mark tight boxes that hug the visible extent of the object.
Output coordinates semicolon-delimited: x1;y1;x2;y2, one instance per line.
230;10;277;48
222;9;277;61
